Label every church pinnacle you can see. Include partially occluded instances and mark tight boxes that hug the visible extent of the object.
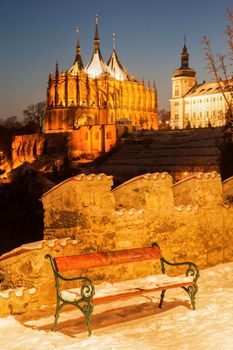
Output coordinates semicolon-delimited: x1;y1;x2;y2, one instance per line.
94;13;100;51
112;33;116;50
74;27;84;69
68;27;84;74
86;14;110;77
76;27;81;55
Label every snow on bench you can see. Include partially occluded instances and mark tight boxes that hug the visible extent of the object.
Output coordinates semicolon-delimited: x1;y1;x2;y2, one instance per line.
45;243;199;336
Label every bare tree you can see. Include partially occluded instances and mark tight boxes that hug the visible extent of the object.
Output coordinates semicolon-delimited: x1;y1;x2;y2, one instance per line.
158;109;170;129
23;101;46;133
202;9;233;129
0;116;22;130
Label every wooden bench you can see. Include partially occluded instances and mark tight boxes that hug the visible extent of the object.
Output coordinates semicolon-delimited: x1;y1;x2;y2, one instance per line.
45;243;199;336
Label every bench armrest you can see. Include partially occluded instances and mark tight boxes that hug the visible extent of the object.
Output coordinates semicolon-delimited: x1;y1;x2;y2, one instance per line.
45;254;95;300
57;274;95;298
161;257;200;283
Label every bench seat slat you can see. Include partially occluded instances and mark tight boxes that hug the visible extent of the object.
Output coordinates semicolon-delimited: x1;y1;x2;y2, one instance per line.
93;281;195;304
55;247;162;272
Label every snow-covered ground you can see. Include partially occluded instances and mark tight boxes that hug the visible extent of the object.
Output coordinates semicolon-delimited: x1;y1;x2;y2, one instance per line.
1;262;233;350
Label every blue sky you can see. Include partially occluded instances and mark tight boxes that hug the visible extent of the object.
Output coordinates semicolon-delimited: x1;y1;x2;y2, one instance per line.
0;0;232;119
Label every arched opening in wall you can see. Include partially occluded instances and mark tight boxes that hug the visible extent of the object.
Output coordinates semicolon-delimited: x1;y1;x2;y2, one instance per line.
48;113;52;130
95;132;99;140
175;85;179;97
113;92;116;108
68;81;75;104
52;111;57;129
59;85;64;106
87;116;94;125
106;131;112;139
76;115;93;126
94;113;99;124
85;132;88;140
58;111;63;129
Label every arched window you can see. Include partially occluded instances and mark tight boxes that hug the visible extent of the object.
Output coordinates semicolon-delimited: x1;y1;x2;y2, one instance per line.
58;111;63;129
48;113;52;130
106;131;112;139
68;81;75;102
94;113;98;124
175;85;179;96
52;111;57;129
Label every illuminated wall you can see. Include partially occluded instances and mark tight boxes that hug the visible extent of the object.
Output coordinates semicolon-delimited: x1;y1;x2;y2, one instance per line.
45;72;158;133
170;83;228;129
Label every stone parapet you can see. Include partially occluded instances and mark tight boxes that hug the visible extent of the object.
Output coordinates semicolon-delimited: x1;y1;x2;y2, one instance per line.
0;171;233;316
173;172;223;207
113;172;174;210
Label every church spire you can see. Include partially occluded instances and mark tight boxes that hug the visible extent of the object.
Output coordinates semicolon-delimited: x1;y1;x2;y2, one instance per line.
86;14;110;77
73;27;84;69
76;27;81;55
112;32;116;50
180;35;189;69
107;33;130;81
69;27;84;74
94;13;100;51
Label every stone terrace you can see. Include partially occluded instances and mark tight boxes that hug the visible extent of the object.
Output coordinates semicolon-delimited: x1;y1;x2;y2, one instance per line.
95;127;225;182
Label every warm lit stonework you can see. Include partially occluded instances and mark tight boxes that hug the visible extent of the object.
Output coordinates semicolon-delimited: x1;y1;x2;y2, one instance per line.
170;40;230;129
44;15;158;143
1;171;233;316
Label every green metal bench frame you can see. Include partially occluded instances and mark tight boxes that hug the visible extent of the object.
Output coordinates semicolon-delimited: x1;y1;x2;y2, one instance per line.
45;242;199;336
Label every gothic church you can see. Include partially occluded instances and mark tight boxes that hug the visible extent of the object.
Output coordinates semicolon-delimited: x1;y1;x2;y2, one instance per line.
44;14;158;140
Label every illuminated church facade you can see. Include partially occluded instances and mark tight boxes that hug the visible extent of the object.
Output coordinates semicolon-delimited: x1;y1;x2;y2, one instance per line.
170;42;230;129
44;15;158;143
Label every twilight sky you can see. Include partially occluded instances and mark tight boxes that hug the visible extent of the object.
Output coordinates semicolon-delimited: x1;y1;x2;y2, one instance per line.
0;0;232;120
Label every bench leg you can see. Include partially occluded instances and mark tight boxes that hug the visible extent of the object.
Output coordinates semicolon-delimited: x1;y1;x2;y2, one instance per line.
81;301;94;336
159;289;166;308
53;302;64;331
182;284;198;310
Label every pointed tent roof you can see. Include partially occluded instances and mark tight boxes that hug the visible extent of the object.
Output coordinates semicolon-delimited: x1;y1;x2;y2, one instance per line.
86;14;111;78
107;33;130;81
69;27;85;75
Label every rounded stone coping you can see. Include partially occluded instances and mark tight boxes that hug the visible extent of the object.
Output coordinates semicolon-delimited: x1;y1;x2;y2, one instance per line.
0;238;78;262
113;172;170;192
173;171;220;187
115;208;144;216
175;205;199;212
0;287;37;299
41;173;113;198
222;175;233;185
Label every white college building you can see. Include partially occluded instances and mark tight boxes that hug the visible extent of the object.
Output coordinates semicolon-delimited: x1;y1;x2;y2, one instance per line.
170;42;229;129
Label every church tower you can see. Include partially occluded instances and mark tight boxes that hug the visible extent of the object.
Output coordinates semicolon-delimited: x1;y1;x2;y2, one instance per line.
170;39;197;129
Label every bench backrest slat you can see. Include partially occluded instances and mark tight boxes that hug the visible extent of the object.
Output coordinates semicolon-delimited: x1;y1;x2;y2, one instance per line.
54;247;162;272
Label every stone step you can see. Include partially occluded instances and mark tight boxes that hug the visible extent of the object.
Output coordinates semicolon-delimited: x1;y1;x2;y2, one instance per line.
104;155;219;166
112;148;221;158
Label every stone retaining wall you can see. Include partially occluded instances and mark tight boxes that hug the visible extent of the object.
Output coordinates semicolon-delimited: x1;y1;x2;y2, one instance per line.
0;171;233;316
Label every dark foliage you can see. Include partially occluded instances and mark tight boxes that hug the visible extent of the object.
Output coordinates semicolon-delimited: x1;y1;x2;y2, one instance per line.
0;164;54;255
